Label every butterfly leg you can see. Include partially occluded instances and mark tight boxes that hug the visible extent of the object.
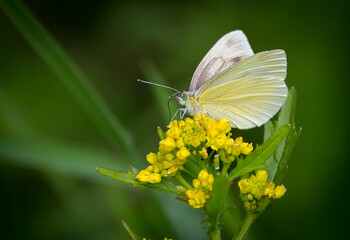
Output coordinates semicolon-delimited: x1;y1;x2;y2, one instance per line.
194;107;202;124
171;107;186;122
202;111;217;120
179;108;187;119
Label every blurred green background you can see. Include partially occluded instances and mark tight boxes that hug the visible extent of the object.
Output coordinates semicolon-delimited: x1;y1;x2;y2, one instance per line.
0;0;348;239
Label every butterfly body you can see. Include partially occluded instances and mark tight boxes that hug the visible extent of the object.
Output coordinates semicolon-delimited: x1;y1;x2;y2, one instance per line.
175;30;288;129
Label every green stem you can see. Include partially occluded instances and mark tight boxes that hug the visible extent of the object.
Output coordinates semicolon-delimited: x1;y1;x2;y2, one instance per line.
221;163;230;176
233;213;258;240
176;174;193;190
209;227;221;240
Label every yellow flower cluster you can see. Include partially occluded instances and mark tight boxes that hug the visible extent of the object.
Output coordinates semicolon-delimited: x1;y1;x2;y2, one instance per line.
186;169;214;208
136;137;191;184
136;114;253;184
238;170;287;212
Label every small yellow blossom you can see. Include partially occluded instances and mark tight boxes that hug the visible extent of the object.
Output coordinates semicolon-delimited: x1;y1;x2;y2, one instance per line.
240;143;253;155
256;170;268;183
186;169;214;208
164;153;175;162
166;126;182;139
149;173;161;183
176;137;185;148
176;147;190;160
273;185;287;199
146;152;158;164
238;170;287;212
199;147;208;159
159;137;176;154
136;170;151;183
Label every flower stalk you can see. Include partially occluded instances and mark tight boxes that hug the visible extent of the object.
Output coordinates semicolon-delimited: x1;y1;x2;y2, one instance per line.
233;213;258;240
176;174;192;190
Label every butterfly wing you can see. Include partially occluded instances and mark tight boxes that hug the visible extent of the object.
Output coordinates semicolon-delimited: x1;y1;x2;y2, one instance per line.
196;50;287;129
189;30;254;92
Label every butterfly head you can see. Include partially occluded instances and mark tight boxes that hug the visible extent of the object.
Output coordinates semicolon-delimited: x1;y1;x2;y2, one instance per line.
176;92;194;106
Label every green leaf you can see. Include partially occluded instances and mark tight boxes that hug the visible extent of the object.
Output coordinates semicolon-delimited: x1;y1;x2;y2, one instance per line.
264;87;301;182
121;220;142;240
276;87;297;130
97;167;179;194
157;126;166;140
274;124;301;185
228;125;290;182
0;0;136;159
263;120;275;141
0;136;126;182
205;174;230;235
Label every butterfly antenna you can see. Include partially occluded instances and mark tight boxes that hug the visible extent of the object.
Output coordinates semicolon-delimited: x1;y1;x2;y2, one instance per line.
137;79;181;93
167;98;175;122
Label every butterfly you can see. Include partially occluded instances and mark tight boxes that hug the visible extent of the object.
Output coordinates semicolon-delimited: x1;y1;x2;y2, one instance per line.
140;30;288;129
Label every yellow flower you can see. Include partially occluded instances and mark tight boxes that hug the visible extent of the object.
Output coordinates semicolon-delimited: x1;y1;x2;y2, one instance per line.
241;143;253;155
186;169;214;208
256;170;268;183
166;126;182;139
199;147;208;159
167;165;178;176
159;137;176;154
149;173;162;183
186;189;209;208
273;185;287;199
176;137;185;148
138;115;256;186
136;170;151;183
164;153;175;161
198;169;209;181
238;178;251;194
238;171;287;212
176;147;190;160
146;152;158;164
234;137;243;144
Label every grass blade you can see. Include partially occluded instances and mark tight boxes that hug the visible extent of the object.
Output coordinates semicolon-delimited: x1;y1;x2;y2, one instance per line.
0;136;127;182
0;0;136;159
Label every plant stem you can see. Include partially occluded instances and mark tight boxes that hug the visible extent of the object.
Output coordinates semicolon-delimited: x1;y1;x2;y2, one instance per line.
209;227;221;240
233;213;258;240
176;174;193;190
221;163;230;176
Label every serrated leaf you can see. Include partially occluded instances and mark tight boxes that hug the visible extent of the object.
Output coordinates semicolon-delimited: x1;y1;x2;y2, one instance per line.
274;125;301;185
130;165;139;175
205;174;230;233
264;87;299;182
97;167;178;194
121;220;142;240
276;87;297;129
228;125;290;182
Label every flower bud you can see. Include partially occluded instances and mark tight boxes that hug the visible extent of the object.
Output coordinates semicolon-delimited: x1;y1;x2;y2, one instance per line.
273;185;287;199
146;152;158;164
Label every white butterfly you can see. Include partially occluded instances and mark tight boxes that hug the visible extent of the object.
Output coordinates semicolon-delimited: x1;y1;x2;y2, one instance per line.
175;30;288;129
139;30;288;129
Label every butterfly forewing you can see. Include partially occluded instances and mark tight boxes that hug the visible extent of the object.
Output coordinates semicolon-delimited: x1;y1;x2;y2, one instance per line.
189;30;254;92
